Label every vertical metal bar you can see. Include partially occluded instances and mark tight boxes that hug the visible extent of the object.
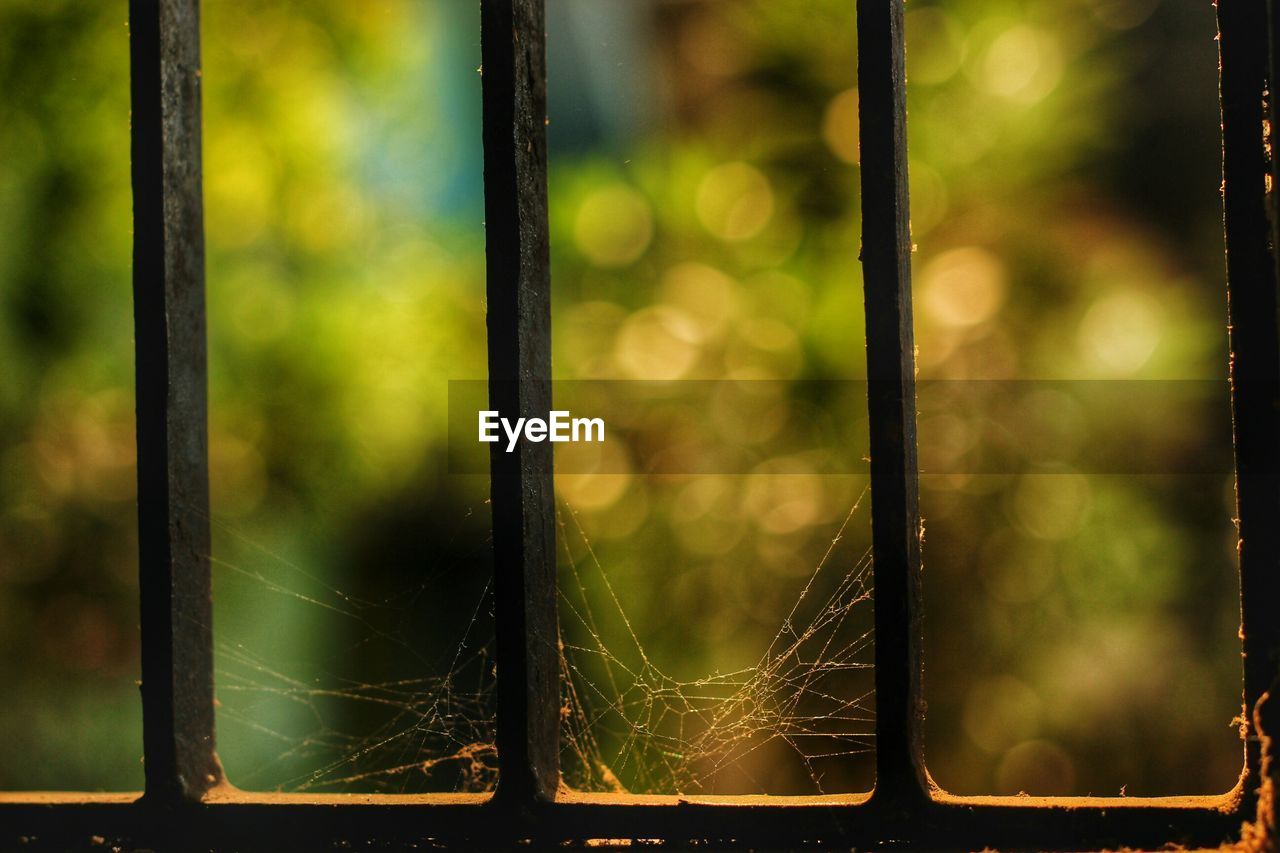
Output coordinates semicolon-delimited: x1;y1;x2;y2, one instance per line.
481;0;560;805
857;0;929;810
1223;0;1280;817
129;0;221;803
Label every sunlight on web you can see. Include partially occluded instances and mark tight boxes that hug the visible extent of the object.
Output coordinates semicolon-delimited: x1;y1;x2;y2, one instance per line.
558;491;875;795
210;492;875;795
210;512;499;794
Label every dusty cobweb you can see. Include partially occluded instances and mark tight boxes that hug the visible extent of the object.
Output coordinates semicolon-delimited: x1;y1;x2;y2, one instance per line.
210;510;500;794
558;489;875;795
209;489;875;795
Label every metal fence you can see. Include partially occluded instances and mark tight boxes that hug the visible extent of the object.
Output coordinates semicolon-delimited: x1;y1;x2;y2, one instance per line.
0;0;1276;848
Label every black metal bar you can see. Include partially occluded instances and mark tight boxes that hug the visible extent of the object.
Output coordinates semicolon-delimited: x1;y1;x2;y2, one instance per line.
480;0;560;805
1224;0;1280;826
0;793;1245;851
1256;0;1280;839
857;0;929;811
129;0;221;803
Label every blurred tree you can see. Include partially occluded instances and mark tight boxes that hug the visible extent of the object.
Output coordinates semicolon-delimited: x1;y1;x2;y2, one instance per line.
0;0;1242;797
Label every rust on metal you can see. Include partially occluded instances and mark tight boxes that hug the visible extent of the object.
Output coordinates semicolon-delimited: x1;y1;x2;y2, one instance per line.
0;790;1245;849
1221;0;1280;831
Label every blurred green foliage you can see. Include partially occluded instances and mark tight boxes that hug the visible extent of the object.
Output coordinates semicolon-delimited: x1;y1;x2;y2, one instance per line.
0;0;1241;796
546;0;1238;796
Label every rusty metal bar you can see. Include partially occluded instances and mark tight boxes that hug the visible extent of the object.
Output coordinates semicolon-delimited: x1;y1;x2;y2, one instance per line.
0;792;1244;850
1223;0;1280;820
857;0;929;811
480;0;560;806
129;0;220;803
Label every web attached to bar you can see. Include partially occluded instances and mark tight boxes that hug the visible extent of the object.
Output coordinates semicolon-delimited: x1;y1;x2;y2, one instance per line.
212;491;874;795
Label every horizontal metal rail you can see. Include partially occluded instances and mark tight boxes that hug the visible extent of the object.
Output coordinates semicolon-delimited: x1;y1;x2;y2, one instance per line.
0;790;1246;849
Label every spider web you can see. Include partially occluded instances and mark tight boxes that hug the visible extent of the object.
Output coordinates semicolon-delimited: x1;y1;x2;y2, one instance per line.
210;488;875;795
211;513;500;794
